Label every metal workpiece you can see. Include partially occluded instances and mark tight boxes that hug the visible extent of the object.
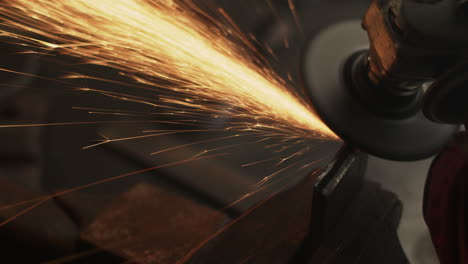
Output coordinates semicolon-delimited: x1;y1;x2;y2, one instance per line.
81;169;317;264
295;147;407;263
303;147;367;249
79;146;379;264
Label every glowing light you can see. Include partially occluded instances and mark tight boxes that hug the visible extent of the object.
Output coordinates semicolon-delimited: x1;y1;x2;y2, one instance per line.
0;0;341;228
0;0;337;141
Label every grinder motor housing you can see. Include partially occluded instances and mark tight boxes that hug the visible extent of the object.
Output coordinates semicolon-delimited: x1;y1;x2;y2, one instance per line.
302;0;468;161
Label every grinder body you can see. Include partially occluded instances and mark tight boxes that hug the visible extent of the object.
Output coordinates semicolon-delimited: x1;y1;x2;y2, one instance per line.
302;0;468;161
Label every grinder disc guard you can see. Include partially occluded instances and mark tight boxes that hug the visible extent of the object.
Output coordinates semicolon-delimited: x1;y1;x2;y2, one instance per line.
301;21;458;161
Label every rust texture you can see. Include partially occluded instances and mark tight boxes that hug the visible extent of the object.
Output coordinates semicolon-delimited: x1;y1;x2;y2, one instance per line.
183;171;317;264
81;183;228;264
82;170;319;264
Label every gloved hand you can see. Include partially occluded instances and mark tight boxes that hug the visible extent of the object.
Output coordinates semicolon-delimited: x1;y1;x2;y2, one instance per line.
424;130;468;264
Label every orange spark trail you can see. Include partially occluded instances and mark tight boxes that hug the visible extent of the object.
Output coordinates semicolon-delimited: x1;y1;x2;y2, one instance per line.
288;0;304;35
150;134;242;155
0;153;227;225
0;120;206;128
0;198;50;228
0;0;337;141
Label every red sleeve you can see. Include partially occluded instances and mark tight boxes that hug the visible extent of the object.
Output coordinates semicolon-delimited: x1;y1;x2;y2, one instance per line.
424;135;468;264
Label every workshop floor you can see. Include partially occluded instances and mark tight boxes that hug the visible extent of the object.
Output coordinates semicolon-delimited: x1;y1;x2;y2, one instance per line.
366;157;439;264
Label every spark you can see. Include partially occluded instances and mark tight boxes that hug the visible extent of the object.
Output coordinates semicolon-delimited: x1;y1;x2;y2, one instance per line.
265;0;291;49
249;160;303;191
0;120;204;128
288;0;304;36
150;134;242;155
71;107;200;118
82;131;181;149
241;156;284;167
0;197;45;212
0;67;68;84
0;198;50;228
0;0;341;248
0;153;227;225
0;0;337;142
177;177;300;264
83;128;231;149
191;143;245;159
